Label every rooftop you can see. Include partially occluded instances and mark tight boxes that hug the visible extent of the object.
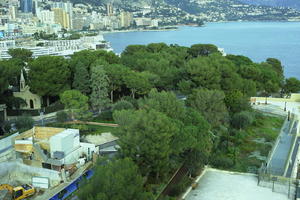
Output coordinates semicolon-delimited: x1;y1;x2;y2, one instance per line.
185;168;289;200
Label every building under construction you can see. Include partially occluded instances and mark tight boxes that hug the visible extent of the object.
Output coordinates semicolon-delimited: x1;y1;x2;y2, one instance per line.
0;126;97;199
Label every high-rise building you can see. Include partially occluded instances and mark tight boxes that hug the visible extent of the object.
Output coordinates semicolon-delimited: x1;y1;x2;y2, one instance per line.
107;3;113;16
52;1;73;29
120;12;133;28
39;10;55;25
32;0;40;16
20;0;33;13
64;1;73;29
53;8;71;30
9;6;17;20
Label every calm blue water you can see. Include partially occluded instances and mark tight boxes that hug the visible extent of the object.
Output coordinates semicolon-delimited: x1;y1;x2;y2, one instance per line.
104;22;300;79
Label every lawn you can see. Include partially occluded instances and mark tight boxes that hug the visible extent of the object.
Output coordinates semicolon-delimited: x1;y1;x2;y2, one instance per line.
46;123;116;136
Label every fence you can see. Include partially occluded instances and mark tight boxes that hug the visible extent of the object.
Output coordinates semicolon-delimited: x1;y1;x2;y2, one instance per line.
258;164;297;199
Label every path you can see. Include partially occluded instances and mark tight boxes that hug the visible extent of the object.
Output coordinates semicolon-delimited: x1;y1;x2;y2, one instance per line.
253;100;300;178
65;120;119;127
267;119;294;176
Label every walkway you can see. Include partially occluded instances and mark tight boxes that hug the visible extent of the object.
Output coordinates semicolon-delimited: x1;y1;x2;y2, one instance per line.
285;120;299;177
65;120;118;127
267;119;294;176
253;99;300;178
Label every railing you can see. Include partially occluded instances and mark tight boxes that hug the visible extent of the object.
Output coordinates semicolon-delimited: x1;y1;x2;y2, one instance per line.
266;117;289;168
258;168;297;199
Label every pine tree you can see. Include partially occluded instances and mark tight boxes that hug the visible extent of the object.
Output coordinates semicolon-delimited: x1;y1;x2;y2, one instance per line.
90;64;110;112
72;61;90;95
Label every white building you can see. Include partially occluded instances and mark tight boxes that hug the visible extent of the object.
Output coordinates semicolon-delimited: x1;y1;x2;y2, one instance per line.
38;10;55;25
0;34;111;59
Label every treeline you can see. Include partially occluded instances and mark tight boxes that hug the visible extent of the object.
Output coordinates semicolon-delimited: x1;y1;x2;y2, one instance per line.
1;43;300;199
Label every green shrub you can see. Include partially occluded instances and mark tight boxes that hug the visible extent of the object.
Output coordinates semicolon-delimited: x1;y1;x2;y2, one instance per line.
93;110;113;122
14;115;34;131
168;176;191;197
3;121;12;133
121;96;138;108
112;100;134;112
56;111;69;123
231;111;254;129
211;154;234;169
45;101;64;114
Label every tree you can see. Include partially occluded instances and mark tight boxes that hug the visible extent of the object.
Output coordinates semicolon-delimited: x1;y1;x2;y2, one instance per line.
182;108;212;174
231;111;254;130
78;158;152;200
114;109;176;180
226;55;253;67
8;48;33;62
266;58;284;78
70;50;120;76
0;63;9;94
60;90;91;120
185;56;221;90
103;64;129;102
72;61;90;95
123;71;152;99
283;77;300;94
138;89;185;121
258;63;281;95
138;89;191;155
0;59;23;89
90;64;110;113
187;44;220;58
187;89;229;127
224;90;250;114
28;56;71;97
112;100;134;113
239;79;257;97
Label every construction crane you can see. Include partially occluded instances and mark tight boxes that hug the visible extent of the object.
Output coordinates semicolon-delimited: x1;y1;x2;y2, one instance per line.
0;184;35;200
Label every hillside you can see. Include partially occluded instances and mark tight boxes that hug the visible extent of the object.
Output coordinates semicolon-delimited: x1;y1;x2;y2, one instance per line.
239;0;300;10
164;0;300;21
70;0;300;21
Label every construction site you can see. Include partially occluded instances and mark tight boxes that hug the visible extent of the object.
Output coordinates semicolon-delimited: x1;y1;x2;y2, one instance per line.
0;126;98;200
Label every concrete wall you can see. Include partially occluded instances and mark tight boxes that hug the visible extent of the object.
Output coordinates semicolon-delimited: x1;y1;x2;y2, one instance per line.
13;86;42;110
0;160;61;186
252;93;300;103
0;133;19;162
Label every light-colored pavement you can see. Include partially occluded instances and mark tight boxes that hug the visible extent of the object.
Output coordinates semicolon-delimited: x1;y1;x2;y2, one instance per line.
65;120;119;127
185;168;289;200
267;119;293;176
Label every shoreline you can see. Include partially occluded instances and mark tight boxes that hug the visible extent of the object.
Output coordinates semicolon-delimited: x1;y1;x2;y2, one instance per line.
101;20;300;35
101;26;180;35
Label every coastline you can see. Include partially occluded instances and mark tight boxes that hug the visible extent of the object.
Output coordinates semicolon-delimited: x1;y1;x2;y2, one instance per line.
101;26;180;35
101;20;300;35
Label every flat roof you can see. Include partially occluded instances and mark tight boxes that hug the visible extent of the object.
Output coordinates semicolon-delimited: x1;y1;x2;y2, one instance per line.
185;168;289;200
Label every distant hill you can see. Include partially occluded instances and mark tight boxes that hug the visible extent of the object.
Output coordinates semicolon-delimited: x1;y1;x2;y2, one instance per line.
70;0;155;7
71;0;300;21
238;0;300;10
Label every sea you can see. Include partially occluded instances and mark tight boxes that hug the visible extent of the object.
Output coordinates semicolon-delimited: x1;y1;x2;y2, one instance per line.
104;21;300;79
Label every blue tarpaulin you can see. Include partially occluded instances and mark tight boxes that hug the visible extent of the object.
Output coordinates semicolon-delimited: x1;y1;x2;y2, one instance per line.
49;169;93;200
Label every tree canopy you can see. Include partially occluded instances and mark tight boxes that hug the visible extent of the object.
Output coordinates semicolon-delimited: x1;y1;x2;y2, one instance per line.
28;56;71;96
78;158;152;200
